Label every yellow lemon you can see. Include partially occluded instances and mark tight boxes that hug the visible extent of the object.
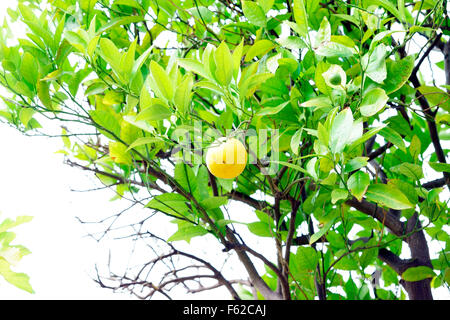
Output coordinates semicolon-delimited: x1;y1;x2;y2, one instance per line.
205;137;247;179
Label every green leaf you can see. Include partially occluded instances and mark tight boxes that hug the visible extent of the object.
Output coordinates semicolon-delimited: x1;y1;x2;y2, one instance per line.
300;96;333;109
0;216;33;233
239;73;274;98
178;58;210;80
120;38;137;80
335;254;358;271
41;69;65;82
382;56;415;94
174;162;196;194
314;16;331;49
333;14;359;26
370;31;404;50
122;115;154;133
113;0;143;10
257;101;290;116
429;162;450;173
417;86;450;112
348;171;370;201
202;45;216;81
131;45;153;79
359;88;389;117
168;224;208;243
195;80;224;95
360;241;379;269
99;38;121;67
19;108;35;127
402;266;435;282
126;137;162;151
365;184;414;210
245;40;275;62
290;129;303;155
409;135;421;161
61;128;71;149
232;39;244;79
314;61;332;95
89;110;121;139
193;166;211;200
20;52;38;87
242;1;266;27
372;0;403;21
347;125;386;151
390;163;424;180
362;44;387;83
37;80;53;110
146;193;190;217
269;161;309;177
293;0;308;37
315;41;355;58
0;259;34;293
217;177;234;193
306;157;318;181
174;74;194;115
109;141;131;164
379;126;406;152
149;60;174;102
80;0;96;12
317;122;329;147
214;42;233;86
310;218;335;245
276;36;307;50
135;102;172;122
96;16;144;35
18;4;53;48
247;222;273;237
187;6;213;23
344;157;369;173
389;179;418;206
295;247;319;271
330;107;353;154
331;188;348;204
257;0;275;14
321;172;338;186
201;197;228;210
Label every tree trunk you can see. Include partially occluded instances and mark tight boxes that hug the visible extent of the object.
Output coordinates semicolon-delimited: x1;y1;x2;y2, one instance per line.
401;279;433;300
402;213;433;300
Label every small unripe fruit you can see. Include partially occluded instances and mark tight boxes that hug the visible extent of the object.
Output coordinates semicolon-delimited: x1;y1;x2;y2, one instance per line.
329;73;342;86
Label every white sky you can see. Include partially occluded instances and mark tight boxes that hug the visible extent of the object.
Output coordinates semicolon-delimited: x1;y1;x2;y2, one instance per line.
0;124;134;299
0;0;133;299
0;0;448;300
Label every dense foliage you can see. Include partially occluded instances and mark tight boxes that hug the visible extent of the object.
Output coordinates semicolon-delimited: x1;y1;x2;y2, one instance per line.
0;0;449;300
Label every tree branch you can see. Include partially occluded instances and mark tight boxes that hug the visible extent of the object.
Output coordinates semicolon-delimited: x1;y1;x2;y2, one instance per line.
228;190;269;210
345;197;405;237
410;72;450;189
367;142;392;161
377;248;412;274
224;228;283;300
422;177;447;189
411;33;443;77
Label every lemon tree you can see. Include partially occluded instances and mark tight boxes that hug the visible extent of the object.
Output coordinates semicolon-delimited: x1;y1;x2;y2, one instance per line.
0;0;449;300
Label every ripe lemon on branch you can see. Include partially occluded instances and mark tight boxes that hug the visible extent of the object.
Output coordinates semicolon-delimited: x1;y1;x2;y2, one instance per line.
205;137;247;179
